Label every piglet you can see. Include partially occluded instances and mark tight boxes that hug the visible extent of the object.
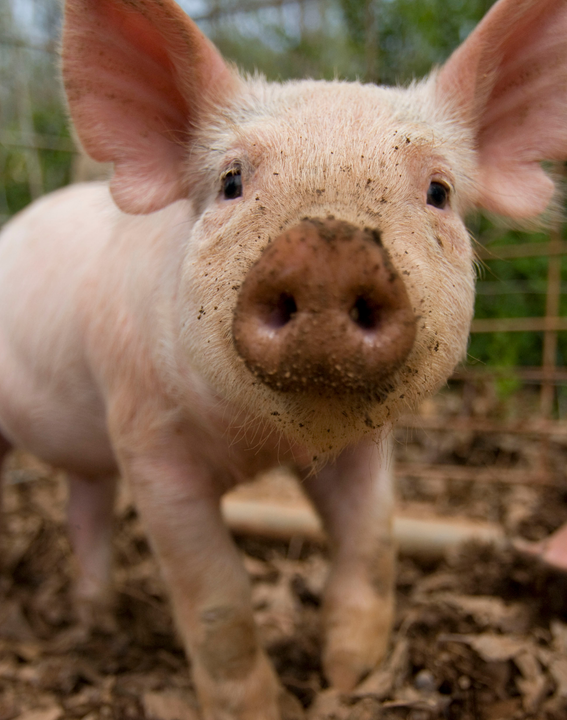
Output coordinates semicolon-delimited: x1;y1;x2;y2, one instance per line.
0;0;566;717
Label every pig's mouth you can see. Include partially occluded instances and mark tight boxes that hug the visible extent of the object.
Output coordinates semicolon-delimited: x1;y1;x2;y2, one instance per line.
231;217;416;402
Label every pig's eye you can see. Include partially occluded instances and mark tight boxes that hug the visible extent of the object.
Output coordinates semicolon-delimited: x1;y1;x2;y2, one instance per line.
427;181;449;209
222;169;243;200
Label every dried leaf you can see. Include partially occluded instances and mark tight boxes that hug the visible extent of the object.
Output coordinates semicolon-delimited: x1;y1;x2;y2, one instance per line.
548;657;567;699
515;651;548;713
428;593;529;633
0;599;35;640
382;684;451;712
307;689;349;720
551;621;567;655
21;707;62;720
354;636;409;699
143;689;200;720
440;633;529;662
345;697;382;720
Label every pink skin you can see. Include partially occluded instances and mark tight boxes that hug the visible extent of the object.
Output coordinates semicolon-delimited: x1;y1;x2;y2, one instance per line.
300;442;395;691
435;0;567;218
0;1;566;719
68;473;117;625
533;526;567;571
516;526;567;572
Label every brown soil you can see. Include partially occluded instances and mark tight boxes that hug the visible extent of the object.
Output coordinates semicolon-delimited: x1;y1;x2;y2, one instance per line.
1;393;567;720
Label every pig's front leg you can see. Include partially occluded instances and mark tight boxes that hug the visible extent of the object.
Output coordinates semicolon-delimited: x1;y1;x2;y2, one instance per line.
68;473;117;628
118;438;281;720
301;436;396;691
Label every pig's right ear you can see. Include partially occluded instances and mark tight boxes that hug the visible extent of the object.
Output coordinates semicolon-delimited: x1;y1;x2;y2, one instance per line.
63;0;241;214
435;0;567;219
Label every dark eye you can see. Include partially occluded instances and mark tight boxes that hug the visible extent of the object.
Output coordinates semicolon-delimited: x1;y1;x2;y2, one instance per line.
427;181;449;209
223;169;243;200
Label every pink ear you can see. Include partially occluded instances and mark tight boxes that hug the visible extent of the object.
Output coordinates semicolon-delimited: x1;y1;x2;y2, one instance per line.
436;0;567;218
63;0;240;214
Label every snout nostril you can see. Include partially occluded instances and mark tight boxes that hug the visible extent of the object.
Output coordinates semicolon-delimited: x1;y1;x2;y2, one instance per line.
350;296;381;330
266;292;297;329
234;219;417;397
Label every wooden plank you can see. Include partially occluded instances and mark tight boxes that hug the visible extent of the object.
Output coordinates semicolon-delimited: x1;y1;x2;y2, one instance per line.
395;462;559;486
221;495;505;558
398;415;567;440
477;241;567;260
470;316;567;333
451;366;567;383
0;130;76;153
541;229;563;416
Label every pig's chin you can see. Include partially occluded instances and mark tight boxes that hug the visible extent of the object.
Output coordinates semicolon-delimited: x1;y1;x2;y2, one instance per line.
244;382;401;459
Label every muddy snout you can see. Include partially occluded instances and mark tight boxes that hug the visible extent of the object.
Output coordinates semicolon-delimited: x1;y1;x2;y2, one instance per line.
232;217;416;398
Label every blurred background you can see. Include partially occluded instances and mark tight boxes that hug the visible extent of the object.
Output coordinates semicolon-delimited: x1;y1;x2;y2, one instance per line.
0;0;566;488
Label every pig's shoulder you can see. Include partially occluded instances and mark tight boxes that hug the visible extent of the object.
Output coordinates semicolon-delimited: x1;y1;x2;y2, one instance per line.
0;182;120;241
30;181;118;225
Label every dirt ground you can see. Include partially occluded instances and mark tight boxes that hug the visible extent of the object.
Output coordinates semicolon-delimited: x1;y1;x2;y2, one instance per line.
1;390;567;720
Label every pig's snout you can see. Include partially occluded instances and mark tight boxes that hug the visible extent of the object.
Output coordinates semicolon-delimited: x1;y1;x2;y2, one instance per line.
232;217;416;398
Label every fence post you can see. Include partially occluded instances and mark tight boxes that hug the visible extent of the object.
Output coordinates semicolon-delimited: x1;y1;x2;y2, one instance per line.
540;173;564;418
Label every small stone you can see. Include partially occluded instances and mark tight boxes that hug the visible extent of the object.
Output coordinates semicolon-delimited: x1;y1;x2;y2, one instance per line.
414;669;436;692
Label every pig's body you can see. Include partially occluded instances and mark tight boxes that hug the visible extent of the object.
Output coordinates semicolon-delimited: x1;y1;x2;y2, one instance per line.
0;79;477;475
0;184;200;472
1;1;567;718
0;184;120;473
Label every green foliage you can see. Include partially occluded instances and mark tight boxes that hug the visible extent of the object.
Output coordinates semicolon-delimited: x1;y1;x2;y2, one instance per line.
211;0;498;84
339;0;496;83
1;103;72;218
0;0;72;219
469;225;567;369
214;27;357;82
35;107;73;196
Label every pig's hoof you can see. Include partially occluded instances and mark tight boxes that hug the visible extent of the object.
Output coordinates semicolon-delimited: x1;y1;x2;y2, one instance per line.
196;649;283;720
323;593;394;691
324;648;382;693
306;689;343;720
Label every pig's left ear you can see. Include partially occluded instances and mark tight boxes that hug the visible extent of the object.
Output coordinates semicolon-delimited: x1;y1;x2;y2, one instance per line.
63;0;241;214
435;0;567;219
